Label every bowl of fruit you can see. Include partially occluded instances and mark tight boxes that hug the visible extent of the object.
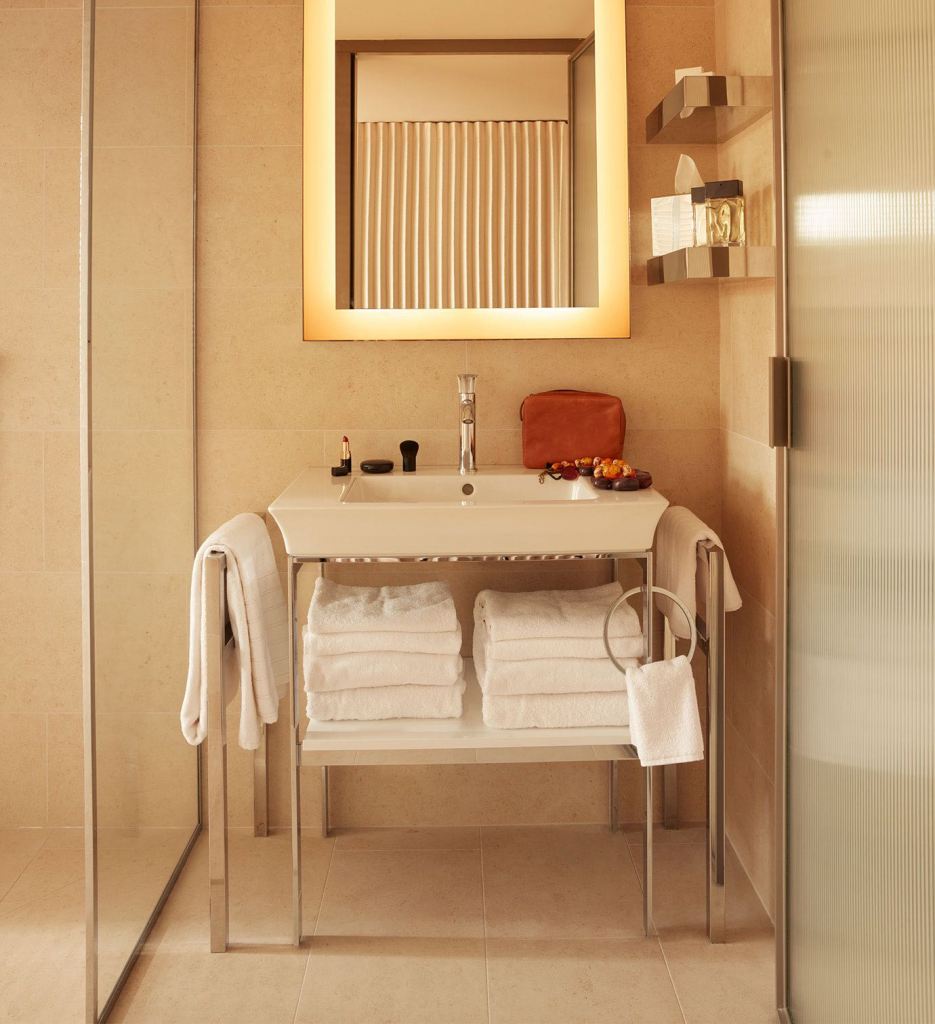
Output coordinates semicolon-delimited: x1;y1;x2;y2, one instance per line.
591;458;653;492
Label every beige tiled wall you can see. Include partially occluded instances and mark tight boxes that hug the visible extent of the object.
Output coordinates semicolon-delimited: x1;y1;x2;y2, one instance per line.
0;2;83;827
715;0;778;916
197;0;723;831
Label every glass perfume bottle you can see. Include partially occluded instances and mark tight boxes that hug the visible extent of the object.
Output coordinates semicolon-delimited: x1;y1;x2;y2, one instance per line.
691;180;746;247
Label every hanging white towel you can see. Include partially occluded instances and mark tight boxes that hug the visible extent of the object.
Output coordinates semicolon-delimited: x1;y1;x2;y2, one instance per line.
181;513;288;751
473;615;639;695
654;507;742;639
625;656;703;767
309;578;458;634
307;680;466;722
476;583;641;643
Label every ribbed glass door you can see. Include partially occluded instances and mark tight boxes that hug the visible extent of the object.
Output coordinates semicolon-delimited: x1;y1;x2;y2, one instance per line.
783;0;935;1021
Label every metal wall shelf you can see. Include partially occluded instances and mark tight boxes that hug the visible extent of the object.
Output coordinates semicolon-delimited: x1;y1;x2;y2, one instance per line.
647;246;775;285
645;75;772;145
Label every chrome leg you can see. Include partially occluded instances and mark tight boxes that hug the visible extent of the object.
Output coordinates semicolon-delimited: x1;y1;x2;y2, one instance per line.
321;766;330;838
705;544;727;943
662;621;679;830
642;550;654;668
288;556;303;946
643;766;655;937
640;552;656;938
205;552;229;954
253;725;269;838
609;761;619;833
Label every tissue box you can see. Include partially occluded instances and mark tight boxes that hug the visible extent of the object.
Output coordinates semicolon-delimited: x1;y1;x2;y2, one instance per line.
651;194;694;257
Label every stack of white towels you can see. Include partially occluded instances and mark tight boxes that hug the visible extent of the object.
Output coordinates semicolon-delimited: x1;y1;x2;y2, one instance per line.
303;579;465;721
473;582;644;729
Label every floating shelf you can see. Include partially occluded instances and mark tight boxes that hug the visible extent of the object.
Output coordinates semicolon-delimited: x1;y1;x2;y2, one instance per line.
645;75;772;145
647;246;775;286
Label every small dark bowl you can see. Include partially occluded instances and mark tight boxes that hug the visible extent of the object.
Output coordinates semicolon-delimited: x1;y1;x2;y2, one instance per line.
591;476;613;490
635;469;653;489
577;465;594;476
612;476;640;491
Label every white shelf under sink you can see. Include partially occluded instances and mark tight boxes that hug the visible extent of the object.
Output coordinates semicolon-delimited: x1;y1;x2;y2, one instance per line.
301;659;635;767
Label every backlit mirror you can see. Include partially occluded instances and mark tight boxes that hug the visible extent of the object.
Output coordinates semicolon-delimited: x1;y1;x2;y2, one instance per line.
304;0;630;339
336;18;596;310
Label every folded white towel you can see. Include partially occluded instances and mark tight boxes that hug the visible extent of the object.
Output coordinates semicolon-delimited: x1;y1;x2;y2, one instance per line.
481;689;630;729
654;506;742;639
309;578;458;635
482;634;643;662
477;583;640;643
473;619;638;695
303;629;463;692
307;680;465;721
307;628;462;657
625;656;704;766
181;513;288;751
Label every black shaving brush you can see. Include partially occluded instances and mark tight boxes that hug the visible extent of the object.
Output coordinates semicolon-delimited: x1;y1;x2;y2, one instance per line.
399;439;419;473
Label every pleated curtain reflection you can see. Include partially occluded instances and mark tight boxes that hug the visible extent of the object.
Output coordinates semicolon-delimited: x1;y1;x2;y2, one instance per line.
354;120;570;309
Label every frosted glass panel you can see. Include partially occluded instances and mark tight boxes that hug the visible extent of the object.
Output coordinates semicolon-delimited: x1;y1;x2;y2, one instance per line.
784;0;935;1021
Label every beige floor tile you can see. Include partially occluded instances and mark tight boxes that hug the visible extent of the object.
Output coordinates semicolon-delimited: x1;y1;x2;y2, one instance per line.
630;840;773;941
0;829;48;899
315;849;484;940
108;946;309;1024
487;937;684;1024
482;827;644;940
0;946;84;1024
140;831;335;951
661;934;776;1024
624;825;707;847
294;936;488;1024
334;827;482;852
0;843;84;914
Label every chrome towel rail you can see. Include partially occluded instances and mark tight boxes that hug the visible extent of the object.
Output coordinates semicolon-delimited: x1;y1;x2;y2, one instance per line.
203;551;271;953
659;540;727;943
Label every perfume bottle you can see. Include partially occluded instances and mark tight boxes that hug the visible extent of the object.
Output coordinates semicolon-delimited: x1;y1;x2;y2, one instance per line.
691;180;746;247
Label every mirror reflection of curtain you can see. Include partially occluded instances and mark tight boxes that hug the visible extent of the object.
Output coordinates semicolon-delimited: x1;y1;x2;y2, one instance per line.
354;120;569;309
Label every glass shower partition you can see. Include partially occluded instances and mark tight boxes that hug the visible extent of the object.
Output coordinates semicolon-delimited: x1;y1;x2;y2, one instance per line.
780;0;935;1019
79;0;200;1018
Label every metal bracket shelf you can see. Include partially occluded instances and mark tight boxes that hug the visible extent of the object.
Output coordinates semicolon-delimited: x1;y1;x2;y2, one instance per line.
645;74;772;145
648;245;775;286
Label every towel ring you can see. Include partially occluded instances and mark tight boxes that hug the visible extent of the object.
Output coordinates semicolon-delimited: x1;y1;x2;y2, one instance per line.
603;585;698;672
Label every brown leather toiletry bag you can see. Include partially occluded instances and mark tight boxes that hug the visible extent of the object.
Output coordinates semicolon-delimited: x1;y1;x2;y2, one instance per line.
520;390;626;469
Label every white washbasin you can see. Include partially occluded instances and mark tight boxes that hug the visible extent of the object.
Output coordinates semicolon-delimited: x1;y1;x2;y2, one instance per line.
341;472;598;505
269;466;668;559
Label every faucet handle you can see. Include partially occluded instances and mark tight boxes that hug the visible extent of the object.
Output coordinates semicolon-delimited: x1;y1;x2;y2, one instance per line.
457;373;477;395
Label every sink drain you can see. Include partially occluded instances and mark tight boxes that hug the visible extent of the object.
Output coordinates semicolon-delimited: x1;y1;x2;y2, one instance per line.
461;483;475;496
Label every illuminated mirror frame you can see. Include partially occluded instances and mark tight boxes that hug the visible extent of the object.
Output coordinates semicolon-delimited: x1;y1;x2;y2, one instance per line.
303;0;629;341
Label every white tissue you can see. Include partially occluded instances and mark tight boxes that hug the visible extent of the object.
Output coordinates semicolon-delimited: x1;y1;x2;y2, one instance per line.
674;154;704;195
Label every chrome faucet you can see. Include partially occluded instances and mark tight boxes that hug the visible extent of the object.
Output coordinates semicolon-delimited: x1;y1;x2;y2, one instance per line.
457;373;477;474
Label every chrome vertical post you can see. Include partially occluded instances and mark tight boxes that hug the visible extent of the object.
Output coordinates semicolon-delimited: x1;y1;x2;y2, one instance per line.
662;621;679;829
704;542;727;943
644;766;655;937
288;556;303;946
253;725;269;837
609;762;619;833
641;551;655;936
205;552;229;953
